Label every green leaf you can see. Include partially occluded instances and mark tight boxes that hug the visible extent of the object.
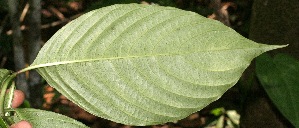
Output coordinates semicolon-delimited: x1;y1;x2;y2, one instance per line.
210;107;224;116
0;117;9;128
0;69;14;117
9;108;88;128
0;69;10;86
256;54;299;127
26;4;285;125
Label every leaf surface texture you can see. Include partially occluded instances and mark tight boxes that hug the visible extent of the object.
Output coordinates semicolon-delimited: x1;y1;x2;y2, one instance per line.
29;4;285;125
12;108;88;128
0;69;10;86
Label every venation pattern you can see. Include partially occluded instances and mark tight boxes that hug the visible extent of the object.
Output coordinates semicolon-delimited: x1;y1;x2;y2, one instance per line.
30;4;282;125
14;108;88;127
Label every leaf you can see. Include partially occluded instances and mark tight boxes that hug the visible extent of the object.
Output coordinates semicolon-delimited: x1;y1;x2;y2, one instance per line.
0;69;10;86
9;108;88;128
26;4;286;125
0;69;14;117
216;115;225;128
256;53;299;127
226;110;240;125
0;117;9;128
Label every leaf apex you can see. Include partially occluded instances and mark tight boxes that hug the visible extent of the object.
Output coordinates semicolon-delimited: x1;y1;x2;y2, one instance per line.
273;44;288;50
260;44;288;52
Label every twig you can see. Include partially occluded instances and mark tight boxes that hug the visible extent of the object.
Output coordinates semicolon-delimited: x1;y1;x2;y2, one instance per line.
48;5;66;20
20;3;30;22
209;0;235;27
41;13;82;28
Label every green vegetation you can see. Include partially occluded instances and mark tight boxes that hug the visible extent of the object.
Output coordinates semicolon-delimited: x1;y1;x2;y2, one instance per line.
256;54;299;127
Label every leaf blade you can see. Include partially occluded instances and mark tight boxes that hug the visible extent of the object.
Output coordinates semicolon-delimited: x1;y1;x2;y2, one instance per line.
0;69;10;86
29;4;286;125
11;108;88;128
256;54;299;127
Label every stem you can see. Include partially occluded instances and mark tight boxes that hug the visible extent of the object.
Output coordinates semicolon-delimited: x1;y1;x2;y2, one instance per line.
16;67;35;75
0;74;16;116
28;0;42;108
8;0;29;99
5;82;15;116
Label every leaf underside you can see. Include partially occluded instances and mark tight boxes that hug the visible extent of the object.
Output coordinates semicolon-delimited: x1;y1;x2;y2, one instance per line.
29;4;285;125
12;108;88;128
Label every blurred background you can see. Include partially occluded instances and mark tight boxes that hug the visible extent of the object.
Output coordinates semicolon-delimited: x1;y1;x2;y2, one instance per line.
0;0;298;127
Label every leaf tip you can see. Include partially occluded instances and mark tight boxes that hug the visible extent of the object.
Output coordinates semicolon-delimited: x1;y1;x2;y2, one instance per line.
274;44;289;49
260;44;288;52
